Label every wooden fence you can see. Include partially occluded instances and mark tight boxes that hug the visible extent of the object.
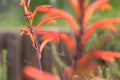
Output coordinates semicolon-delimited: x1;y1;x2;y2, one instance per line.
1;28;120;80
0;31;72;80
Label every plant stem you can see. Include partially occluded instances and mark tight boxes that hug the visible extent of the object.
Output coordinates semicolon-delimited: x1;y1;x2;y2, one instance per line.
76;0;85;60
25;10;42;70
30;28;42;70
29;28;42;79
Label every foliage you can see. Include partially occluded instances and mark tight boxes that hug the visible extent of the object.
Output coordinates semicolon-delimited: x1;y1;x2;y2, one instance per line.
20;0;120;80
0;50;8;80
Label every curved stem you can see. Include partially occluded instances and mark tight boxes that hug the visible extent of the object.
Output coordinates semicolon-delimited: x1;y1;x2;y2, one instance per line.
30;28;42;70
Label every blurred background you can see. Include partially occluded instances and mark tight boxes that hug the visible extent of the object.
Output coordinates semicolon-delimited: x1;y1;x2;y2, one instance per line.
0;0;120;29
0;0;120;80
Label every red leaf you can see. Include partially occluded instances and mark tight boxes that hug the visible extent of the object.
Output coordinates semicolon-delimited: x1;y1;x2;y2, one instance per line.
77;51;120;66
34;18;56;34
32;5;52;18
68;0;80;18
39;37;59;55
98;3;112;11
37;31;76;57
43;8;79;37
81;18;120;46
30;5;52;26
76;54;98;76
101;23;117;32
83;0;110;26
92;51;120;63
77;54;92;66
23;65;57;80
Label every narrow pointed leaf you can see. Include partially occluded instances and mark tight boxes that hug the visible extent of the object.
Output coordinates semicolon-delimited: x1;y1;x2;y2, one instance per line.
43;8;79;37
83;0;110;26
35;18;56;34
81;18;120;46
92;51;120;63
37;31;76;57
23;65;57;80
39;37;59;54
32;5;52;18
30;5;52;26
98;3;112;11
68;0;80;18
101;23;117;32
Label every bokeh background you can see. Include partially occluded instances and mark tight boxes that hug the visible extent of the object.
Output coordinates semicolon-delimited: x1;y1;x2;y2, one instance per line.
0;0;120;80
0;0;120;29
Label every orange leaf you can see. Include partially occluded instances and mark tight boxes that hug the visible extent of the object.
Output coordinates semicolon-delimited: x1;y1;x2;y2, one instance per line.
32;5;52;18
23;65;57;80
76;50;120;75
20;28;35;47
77;54;91;67
30;5;52;26
98;3;112;11
34;18;56;34
68;0;80;18
83;0;110;26
76;54;98;76
37;31;76;57
43;8;79;37
60;34;76;57
92;51;120;63
81;18;120;46
39;37;59;55
101;23;117;32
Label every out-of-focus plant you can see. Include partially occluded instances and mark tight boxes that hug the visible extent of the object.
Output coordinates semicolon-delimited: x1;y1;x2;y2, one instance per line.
19;0;120;80
0;50;8;80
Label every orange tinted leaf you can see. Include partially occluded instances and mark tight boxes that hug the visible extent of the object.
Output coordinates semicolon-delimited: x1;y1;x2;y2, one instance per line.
60;34;75;57
43;8;79;37
35;18;56;34
98;3;112;11
77;54;91;67
68;0;80;18
81;18;120;46
76;55;98;76
83;0;110;26
30;5;52;26
39;37;59;55
37;31;76;57
101;23;117;32
92;51;120;63
20;28;35;47
23;65;57;80
32;5;52;18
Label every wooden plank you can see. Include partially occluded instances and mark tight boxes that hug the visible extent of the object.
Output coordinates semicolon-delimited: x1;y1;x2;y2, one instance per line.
3;32;23;80
21;35;38;80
